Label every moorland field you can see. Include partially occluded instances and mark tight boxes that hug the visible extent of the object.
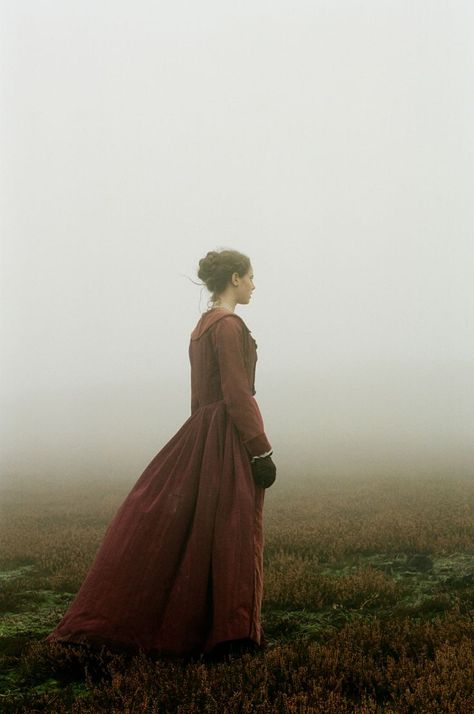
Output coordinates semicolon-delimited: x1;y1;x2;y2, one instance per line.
1;472;473;712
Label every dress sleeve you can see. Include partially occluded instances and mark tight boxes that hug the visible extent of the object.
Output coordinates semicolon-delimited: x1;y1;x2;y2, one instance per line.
212;316;272;459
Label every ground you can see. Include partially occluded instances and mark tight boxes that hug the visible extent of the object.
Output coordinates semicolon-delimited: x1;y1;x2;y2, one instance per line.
1;472;473;712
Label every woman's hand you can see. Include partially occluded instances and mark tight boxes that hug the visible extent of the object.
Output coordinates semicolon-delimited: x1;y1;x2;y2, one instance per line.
251;455;277;489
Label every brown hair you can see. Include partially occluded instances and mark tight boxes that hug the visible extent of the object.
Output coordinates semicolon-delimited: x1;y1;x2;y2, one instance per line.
197;249;251;304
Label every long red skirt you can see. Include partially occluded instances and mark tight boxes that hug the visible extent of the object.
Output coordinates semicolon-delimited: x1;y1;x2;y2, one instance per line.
45;399;265;656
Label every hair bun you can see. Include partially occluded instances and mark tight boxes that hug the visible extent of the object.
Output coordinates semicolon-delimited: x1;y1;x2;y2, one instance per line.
198;251;220;280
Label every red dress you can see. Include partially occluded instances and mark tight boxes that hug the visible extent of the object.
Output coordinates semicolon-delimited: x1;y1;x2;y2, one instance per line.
45;309;272;656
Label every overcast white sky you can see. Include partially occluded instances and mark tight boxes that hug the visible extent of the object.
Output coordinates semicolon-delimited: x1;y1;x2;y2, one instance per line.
1;1;473;481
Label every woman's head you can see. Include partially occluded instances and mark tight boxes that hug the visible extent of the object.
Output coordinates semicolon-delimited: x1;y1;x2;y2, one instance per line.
198;249;254;309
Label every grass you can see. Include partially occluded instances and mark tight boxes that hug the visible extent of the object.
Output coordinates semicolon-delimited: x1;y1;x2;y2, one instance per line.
0;472;473;712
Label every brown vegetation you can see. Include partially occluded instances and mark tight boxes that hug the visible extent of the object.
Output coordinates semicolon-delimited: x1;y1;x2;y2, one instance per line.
1;473;473;712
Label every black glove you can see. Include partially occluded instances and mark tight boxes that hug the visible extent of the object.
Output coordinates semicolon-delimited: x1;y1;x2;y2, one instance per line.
251;455;277;489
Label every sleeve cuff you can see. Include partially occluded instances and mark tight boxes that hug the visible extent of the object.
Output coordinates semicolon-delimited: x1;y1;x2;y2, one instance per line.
251;449;273;463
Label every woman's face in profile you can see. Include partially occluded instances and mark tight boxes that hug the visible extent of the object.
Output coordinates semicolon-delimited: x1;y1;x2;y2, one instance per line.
239;267;255;304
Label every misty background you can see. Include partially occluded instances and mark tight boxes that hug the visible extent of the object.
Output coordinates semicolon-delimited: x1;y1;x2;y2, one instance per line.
1;1;473;484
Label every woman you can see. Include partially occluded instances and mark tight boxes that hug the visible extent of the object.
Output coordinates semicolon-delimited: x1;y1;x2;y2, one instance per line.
45;248;276;659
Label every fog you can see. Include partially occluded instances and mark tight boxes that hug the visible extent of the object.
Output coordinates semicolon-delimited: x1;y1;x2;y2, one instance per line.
1;1;473;482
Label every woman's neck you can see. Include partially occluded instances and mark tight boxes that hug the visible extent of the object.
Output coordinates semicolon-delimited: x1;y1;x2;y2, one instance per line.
211;301;235;312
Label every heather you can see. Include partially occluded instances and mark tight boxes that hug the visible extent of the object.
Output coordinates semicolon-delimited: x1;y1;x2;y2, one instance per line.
1;473;473;712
